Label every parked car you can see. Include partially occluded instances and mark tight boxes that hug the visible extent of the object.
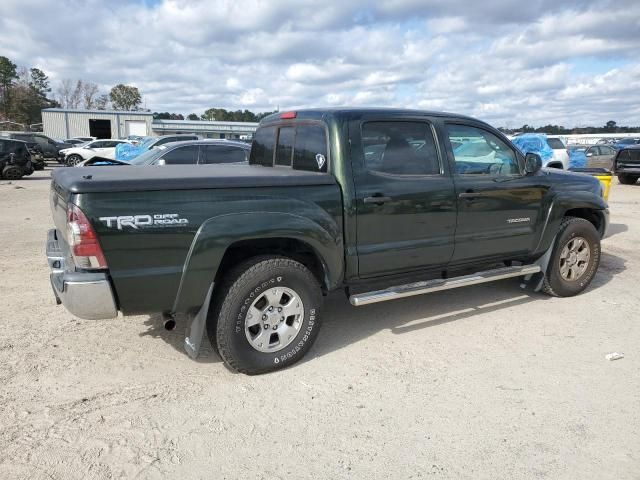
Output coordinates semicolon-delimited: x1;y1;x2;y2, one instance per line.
79;139;250;167
584;144;617;170
46;108;608;374
511;134;569;169
60;139;130;166
613;145;640;184
64;139;88;146
115;134;200;161
73;136;96;143
0;131;72;160
612;138;640;150
0;138;34;179
545;136;570;169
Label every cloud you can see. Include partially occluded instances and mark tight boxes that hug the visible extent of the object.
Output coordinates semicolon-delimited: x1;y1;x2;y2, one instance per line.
0;0;638;126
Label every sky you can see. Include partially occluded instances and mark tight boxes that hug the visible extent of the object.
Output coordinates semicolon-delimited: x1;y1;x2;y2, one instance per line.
1;0;639;128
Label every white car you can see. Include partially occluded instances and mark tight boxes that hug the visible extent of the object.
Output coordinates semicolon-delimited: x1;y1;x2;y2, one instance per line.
59;139;130;166
545;136;570;169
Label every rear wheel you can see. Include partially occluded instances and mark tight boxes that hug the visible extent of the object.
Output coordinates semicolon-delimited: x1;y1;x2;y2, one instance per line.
618;174;638;185
66;154;83;166
542;217;600;297
1;165;23;180
209;256;323;375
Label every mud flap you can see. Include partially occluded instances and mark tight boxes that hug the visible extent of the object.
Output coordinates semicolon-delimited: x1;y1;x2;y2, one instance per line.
183;283;214;359
521;237;555;292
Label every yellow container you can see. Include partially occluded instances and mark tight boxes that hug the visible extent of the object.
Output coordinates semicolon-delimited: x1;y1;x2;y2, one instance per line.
594;173;612;201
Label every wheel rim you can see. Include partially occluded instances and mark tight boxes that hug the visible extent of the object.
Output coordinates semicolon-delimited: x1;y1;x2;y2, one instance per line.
244;286;304;353
69;155;81;166
4;168;21;180
559;236;591;281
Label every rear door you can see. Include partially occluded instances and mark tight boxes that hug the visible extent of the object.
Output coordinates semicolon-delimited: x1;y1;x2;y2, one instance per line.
351;118;456;278
444;122;549;263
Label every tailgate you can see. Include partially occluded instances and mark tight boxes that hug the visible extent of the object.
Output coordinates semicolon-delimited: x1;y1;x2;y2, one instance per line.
49;174;70;234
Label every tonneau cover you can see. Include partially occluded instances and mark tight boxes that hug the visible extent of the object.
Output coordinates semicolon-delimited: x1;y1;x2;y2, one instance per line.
51;164;335;193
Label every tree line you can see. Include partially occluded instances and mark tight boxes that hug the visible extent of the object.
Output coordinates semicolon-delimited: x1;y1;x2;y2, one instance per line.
153;108;277;122
0;55;143;130
500;120;639;135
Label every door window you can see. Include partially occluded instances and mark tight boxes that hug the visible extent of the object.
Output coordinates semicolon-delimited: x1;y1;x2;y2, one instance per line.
598;146;614;155
159;145;198;164
201;145;247;164
362;122;440;175
446;124;520;176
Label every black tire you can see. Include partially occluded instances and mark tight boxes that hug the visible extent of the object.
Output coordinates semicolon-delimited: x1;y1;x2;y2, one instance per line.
66;154;83;167
618;174;638;185
542;217;601;297
1;165;23;180
209;256;322;375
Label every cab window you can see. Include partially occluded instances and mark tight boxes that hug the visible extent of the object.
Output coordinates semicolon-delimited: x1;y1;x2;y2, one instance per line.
446;124;520;176
362;121;440;175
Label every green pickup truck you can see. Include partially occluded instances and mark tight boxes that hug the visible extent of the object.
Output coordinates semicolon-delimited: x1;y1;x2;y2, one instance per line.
47;108;609;374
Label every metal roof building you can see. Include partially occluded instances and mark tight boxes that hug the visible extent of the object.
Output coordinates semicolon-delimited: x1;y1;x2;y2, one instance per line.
42;108;154;140
42;108;258;140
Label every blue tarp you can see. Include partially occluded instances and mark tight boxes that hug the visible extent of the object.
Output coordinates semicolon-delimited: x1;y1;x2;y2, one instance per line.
511;134;554;163
568;149;587;169
115;137;152;161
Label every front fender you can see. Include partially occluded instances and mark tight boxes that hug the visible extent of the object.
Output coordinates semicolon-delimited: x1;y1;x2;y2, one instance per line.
172;211;343;314
533;191;608;256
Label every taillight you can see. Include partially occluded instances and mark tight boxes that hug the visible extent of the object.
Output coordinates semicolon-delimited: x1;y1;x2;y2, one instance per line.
280;111;297;119
66;203;107;269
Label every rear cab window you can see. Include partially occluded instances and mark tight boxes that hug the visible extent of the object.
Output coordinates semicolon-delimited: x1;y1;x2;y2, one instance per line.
250;121;328;173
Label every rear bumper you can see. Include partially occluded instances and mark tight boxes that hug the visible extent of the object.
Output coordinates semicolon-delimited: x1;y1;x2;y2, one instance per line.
46;228;118;320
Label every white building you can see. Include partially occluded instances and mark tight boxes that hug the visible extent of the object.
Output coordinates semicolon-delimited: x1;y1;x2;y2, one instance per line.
42;108;259;140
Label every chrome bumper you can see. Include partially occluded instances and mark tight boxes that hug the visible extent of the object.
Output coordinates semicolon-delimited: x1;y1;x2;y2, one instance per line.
46;229;118;320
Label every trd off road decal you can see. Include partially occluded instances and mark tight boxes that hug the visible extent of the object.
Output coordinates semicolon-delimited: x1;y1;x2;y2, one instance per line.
99;213;189;230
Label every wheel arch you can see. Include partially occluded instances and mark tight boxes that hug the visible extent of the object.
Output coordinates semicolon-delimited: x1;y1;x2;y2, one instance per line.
172;211;343;314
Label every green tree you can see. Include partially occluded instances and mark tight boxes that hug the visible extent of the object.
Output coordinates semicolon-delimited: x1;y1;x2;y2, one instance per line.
0;56;18;119
187;113;200;120
109;84;142;111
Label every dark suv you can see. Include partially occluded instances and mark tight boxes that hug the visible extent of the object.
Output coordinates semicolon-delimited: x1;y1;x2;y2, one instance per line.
614;145;640;184
0;139;34;179
0;132;72;160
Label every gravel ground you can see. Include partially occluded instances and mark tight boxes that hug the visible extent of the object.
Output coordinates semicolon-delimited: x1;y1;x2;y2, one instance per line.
0;166;638;479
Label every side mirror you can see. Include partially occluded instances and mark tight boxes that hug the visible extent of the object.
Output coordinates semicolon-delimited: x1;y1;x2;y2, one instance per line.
586;152;593;157
524;152;542;174
156;158;166;166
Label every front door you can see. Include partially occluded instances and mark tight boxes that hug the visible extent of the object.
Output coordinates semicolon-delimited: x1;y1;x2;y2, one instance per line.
444;122;549;264
352;119;457;278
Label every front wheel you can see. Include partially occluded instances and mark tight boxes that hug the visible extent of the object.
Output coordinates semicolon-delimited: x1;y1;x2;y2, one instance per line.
618;174;639;185
1;165;23;180
542;217;601;297
209;256;323;375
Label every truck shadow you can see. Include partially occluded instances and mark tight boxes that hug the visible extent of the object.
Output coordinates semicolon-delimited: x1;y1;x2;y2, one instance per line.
140;251;625;366
604;223;628;239
307;250;626;362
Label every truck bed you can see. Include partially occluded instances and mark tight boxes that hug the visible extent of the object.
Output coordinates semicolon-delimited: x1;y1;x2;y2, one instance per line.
51;164;335;194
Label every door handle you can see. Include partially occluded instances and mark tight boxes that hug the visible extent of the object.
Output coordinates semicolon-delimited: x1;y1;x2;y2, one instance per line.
364;194;392;205
458;191;488;199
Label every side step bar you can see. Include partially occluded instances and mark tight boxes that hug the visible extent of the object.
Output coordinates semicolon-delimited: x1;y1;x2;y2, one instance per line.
349;264;541;306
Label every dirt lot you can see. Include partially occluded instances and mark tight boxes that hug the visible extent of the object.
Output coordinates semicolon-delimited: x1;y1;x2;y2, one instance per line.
0;166;638;479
